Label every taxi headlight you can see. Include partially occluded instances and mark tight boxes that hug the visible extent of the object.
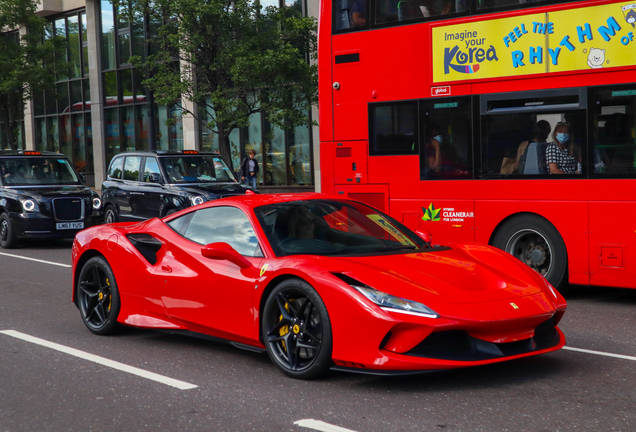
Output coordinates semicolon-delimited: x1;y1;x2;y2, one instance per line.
351;285;439;318
21;199;36;212
190;195;205;206
92;197;102;210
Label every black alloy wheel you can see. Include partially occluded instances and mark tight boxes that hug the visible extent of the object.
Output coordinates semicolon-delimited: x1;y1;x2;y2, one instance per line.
493;214;567;290
262;279;333;379
104;206;119;224
0;212;17;249
76;256;121;335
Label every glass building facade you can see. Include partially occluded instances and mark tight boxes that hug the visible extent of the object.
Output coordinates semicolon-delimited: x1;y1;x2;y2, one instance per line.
12;0;315;191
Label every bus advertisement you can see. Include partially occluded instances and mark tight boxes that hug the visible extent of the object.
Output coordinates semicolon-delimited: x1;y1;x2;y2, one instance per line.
319;0;636;290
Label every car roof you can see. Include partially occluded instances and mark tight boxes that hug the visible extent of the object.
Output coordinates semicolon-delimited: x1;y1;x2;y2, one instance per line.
0;150;69;158
199;193;341;209
110;150;222;157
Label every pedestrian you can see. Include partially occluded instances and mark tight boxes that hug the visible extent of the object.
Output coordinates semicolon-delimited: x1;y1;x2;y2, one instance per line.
239;149;259;190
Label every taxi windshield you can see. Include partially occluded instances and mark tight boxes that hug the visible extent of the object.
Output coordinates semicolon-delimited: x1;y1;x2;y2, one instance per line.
0;157;80;186
160;156;237;184
254;199;427;257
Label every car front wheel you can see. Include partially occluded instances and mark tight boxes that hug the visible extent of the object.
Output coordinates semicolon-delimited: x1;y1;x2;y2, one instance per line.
104;206;119;224
0;212;17;249
262;279;333;379
76;256;121;335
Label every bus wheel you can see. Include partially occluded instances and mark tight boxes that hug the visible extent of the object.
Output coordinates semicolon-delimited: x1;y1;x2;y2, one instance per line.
492;214;567;290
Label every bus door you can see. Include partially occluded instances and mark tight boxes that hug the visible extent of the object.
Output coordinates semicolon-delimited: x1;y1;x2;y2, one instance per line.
332;50;367;141
334;141;367;184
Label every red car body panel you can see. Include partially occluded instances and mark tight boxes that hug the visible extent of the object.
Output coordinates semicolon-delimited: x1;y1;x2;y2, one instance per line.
72;193;567;373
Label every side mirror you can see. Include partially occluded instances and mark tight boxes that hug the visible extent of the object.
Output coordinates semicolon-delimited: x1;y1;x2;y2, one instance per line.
148;173;162;183
415;230;433;245
78;173;87;183
201;242;253;269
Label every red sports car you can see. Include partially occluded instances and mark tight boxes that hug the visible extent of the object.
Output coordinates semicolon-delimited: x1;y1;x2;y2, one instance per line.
72;194;567;379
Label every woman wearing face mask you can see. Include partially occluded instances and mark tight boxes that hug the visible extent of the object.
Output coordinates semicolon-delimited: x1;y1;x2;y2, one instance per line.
546;121;580;174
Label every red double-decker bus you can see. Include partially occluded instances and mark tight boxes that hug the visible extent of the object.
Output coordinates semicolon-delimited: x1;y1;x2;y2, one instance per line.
318;0;636;290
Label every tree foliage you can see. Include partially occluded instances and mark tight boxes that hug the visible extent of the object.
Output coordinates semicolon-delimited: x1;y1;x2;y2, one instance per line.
0;0;65;150
129;0;317;169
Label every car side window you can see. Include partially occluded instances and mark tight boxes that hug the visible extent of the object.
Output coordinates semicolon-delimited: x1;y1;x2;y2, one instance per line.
108;157;124;179
183;206;263;257
143;157;162;182
123;156;141;181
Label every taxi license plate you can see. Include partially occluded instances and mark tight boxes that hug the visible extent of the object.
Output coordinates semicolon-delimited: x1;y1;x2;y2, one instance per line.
56;222;84;230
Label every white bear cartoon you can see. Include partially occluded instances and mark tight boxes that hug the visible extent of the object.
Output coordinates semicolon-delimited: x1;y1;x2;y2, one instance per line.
587;48;606;69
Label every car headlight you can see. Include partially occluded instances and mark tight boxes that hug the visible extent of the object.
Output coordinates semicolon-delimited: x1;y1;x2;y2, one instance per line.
351;285;439;318
92;197;102;210
21;199;37;212
190;195;205;206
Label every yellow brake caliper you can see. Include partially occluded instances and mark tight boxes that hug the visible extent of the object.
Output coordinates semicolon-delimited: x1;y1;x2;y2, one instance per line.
279;301;292;351
106;278;111;311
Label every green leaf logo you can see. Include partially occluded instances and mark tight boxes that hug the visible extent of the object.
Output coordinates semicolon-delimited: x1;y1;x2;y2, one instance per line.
422;204;441;222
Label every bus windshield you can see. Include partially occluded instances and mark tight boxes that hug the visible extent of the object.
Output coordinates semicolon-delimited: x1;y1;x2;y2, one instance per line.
0;158;80;186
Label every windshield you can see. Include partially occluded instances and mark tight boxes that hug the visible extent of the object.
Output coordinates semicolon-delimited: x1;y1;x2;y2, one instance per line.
0;157;80;186
159;156;237;184
254;199;427;257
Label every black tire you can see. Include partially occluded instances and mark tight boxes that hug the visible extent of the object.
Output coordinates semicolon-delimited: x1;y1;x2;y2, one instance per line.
262;279;333;380
76;256;121;335
104;205;119;224
0;212;17;249
492;214;567;290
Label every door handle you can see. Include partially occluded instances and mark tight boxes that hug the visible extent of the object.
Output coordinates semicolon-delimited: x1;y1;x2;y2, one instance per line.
130;192;145;195
161;265;172;273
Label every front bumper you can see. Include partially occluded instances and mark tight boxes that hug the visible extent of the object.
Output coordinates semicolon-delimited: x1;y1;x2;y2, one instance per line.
9;211;102;239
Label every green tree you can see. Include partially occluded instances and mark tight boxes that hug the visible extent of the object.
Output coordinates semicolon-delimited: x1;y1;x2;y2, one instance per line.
129;0;317;170
0;0;66;150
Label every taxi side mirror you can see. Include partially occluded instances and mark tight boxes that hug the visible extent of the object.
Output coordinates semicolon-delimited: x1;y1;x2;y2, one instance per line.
201;242;253;269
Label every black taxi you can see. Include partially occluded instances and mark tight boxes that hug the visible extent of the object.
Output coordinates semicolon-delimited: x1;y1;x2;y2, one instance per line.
0;150;103;248
101;150;255;223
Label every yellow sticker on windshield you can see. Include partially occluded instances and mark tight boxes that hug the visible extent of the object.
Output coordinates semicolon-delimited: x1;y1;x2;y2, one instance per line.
366;215;416;246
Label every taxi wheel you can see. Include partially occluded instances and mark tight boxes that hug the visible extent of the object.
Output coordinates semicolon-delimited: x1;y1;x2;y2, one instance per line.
77;256;121;335
0;213;17;249
262;279;333;380
493;214;567;290
104;206;119;224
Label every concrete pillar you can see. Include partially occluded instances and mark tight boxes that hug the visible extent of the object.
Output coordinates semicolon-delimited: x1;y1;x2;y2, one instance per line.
20;26;36;151
85;0;106;191
179;57;198;151
308;0;320;191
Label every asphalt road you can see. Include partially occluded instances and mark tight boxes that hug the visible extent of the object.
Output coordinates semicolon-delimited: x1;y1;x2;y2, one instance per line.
1;239;635;432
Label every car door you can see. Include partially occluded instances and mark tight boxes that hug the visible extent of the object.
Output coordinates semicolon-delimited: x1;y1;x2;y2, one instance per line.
153;206;263;342
119;156;142;221
137;156;166;219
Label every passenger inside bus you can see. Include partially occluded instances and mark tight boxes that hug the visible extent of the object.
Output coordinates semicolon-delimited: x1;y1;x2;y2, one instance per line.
546;122;581;174
351;0;366;26
425;124;466;177
514;120;551;174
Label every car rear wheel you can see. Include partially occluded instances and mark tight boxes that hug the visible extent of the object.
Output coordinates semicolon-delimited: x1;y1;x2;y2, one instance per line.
104;206;119;224
262;279;333;380
0;213;17;249
77;256;121;335
492;214;567;290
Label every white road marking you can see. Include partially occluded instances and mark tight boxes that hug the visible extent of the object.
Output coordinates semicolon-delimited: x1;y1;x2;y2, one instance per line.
564;346;636;362
0;252;71;268
0;330;197;390
294;419;359;432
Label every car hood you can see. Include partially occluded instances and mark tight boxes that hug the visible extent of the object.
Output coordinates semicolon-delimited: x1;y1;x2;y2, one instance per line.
8;185;93;200
324;243;544;306
167;183;250;196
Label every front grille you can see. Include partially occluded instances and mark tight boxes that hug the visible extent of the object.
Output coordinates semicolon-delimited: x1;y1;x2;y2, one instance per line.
405;317;561;361
52;197;84;221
